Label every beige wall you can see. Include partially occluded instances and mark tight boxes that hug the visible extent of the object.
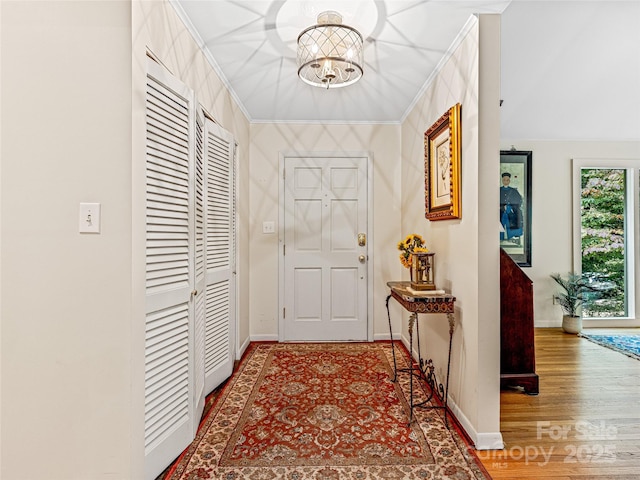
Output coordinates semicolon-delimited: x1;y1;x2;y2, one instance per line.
248;123;403;340
2;1;134;478
400;15;502;448
499;140;640;326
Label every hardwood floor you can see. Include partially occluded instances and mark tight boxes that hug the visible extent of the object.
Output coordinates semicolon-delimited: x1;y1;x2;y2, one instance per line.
478;328;640;479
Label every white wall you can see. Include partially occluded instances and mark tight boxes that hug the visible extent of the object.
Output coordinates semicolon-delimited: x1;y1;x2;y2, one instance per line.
501;1;640;142
400;15;502;449
1;1;134;478
499;140;640;326
248;123;403;340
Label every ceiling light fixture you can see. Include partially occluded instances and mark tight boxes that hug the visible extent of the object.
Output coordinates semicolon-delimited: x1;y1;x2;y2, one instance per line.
297;11;364;89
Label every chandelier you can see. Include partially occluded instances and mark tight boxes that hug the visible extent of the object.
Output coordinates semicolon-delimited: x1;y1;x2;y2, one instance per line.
297;11;364;89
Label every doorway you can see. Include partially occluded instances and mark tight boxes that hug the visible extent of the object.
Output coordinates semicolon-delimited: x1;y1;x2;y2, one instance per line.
279;153;372;341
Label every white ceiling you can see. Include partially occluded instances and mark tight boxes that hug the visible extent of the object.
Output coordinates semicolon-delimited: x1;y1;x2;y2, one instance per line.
500;1;640;141
172;0;640;140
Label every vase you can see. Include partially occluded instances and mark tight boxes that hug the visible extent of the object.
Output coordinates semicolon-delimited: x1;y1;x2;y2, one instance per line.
562;314;582;334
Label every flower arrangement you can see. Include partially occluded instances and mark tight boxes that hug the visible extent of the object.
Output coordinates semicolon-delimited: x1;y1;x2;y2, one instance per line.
397;233;428;269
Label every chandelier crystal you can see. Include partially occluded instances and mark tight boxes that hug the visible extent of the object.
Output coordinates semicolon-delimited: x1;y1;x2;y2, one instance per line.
297;11;364;89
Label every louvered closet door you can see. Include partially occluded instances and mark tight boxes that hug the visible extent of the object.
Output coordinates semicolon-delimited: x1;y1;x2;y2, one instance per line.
203;118;236;394
193;107;206;431
144;60;196;480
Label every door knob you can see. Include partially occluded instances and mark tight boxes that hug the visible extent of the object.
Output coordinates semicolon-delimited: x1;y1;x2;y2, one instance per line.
359;255;366;263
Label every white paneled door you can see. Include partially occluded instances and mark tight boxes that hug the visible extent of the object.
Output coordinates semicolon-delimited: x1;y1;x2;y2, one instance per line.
282;156;369;341
144;60;236;480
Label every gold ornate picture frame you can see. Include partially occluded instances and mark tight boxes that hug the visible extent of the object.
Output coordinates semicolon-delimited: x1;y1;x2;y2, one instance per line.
424;103;461;221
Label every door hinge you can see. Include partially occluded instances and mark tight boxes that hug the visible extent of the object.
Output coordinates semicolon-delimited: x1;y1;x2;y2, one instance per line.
283;307;286;318
283;244;286;256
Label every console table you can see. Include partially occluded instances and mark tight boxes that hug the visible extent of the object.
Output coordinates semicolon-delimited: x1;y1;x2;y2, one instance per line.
385;281;456;426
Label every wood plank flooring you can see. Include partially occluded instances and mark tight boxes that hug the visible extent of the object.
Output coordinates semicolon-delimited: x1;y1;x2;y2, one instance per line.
478;328;640;479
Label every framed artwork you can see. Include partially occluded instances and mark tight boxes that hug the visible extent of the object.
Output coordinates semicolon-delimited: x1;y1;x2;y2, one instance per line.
500;150;532;266
424;103;461;221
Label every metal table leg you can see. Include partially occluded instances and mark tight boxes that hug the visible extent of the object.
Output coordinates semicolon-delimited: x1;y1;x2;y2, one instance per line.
385;294;398;382
408;312;417;425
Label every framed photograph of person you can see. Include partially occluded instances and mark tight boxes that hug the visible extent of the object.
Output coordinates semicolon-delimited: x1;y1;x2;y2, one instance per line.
424;103;461;221
500;150;532;266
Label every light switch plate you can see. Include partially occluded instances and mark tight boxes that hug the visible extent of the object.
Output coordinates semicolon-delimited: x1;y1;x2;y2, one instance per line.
79;203;100;233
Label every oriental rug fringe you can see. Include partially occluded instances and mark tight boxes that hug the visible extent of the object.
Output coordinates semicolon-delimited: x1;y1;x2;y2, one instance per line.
164;342;488;480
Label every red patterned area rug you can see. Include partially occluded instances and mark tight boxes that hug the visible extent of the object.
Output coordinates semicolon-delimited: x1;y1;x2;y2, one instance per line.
164;342;488;479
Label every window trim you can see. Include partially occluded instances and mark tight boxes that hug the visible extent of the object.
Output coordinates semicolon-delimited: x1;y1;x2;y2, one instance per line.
572;158;640;327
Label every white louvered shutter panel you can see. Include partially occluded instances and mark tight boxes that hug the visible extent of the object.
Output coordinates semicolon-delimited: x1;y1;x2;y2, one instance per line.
193;107;206;428
204;118;236;394
144;60;195;480
232;143;238;272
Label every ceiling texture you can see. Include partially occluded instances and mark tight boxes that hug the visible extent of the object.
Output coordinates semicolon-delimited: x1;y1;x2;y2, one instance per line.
172;0;640;141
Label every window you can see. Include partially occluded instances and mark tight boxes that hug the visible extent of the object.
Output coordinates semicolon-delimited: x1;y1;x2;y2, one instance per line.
580;168;626;317
573;159;640;325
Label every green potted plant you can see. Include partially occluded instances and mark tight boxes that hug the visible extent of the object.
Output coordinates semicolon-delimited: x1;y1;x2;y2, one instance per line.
550;272;594;334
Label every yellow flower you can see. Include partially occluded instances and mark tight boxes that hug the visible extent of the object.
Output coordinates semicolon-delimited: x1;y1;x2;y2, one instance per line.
397;234;428;269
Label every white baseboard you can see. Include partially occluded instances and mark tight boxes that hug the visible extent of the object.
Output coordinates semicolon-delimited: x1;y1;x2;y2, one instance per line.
537;319;640;328
249;334;279;342
474;432;506;450
250;334;403;342
449;400;504;450
373;332;401;341
237;336;251;360
400;334;412;356
446;399;503;449
583;318;640;328
535;320;562;328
